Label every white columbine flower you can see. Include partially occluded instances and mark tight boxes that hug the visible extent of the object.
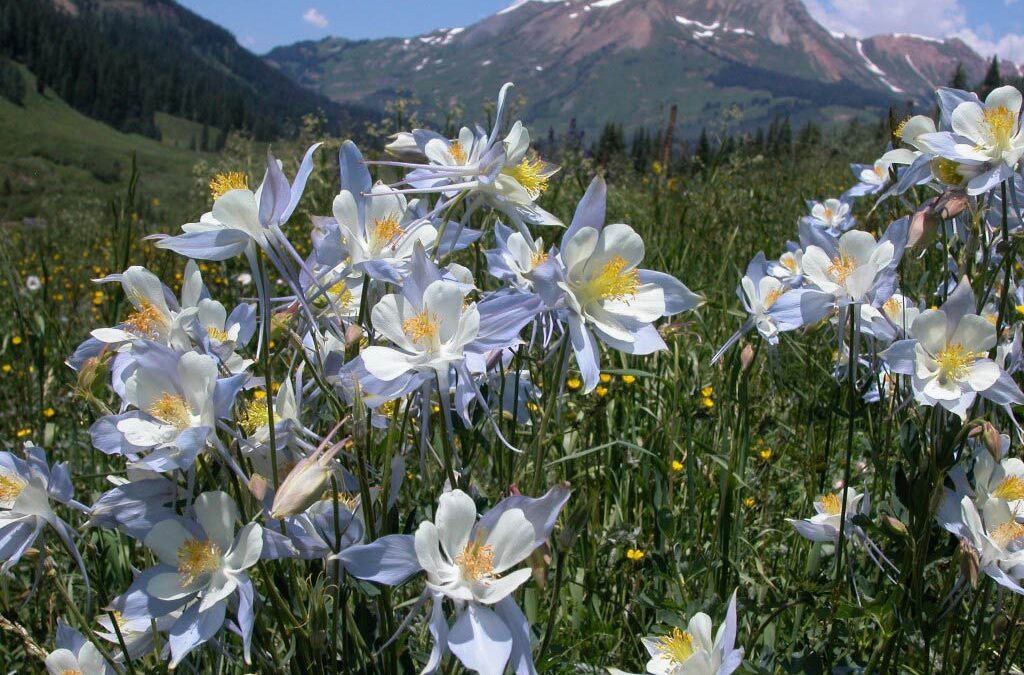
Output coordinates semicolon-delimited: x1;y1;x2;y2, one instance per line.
951;86;1024;174
787;487;866;543
802;229;896;304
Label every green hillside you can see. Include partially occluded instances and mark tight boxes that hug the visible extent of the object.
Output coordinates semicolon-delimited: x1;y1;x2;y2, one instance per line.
0;63;202;220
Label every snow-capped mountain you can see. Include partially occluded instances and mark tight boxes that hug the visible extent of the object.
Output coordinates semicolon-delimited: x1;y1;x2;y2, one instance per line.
265;0;1018;138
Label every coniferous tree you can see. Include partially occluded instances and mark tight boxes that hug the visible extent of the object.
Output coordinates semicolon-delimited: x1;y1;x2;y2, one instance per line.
950;62;969;90
981;56;1002;98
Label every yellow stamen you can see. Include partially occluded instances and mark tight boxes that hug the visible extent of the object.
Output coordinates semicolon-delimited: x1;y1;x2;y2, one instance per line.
176;538;221;585
883;297;902;320
379;399;397;418
823;207;834;220
529;250;549;268
658;627;695;664
591;256;640;302
206;326;229;342
209;172;249;200
935;343;980;383
402;311;439;345
502;156;549;199
893;117;910;139
781;255;798;272
455;535;495;582
123;302;165;337
371;214;403;249
819;492;843;515
993;475;1024;501
449;141;467;164
763;287;787;309
933;158;965;186
827;253;857;285
59;670;83;675
990;519;1024;547
239;398;270;434
984;106;1017;147
147;393;192;429
0;471;26;503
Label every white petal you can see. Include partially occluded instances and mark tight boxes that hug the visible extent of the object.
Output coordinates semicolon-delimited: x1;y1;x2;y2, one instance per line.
194;491;238;552
435;490;477;562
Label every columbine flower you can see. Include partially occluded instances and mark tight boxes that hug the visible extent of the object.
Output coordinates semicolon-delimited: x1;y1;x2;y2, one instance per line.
134;491;262;666
90;266;181;347
880;278;1024;419
804;199;853;235
926;85;1024;195
45;621;114;675
484;221;552;292
787;487;866;543
155;144;321;260
91;342;245;471
532;178;700;392
338;485;571;675
956;495;1024;594
0;445;86;578
801;219;906;305
767;246;804;287
973;445;1024;512
713;253;831;363
844;157;892;198
609;591;742;675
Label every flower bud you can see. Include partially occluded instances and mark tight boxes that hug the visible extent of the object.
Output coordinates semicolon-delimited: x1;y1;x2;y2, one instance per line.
740;343;755;371
385;132;423;161
982;422;1002;460
882;515;908;539
269;442;343;519
958;537;980;588
345;324;364;348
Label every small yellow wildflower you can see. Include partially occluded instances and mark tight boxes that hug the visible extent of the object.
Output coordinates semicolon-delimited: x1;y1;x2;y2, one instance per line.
626;548;645;561
15;428;31;439
743;497;756;508
670;460;684;472
700;386;713;398
621;374;636;384
11;336;22;346
2;364;11;374
701;397;714;409
600;373;612;384
43;408;55;419
595;386;609;397
759;448;773;461
566;377;582;392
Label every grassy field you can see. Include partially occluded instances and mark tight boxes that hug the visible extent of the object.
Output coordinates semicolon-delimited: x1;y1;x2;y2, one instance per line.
0;81;1021;675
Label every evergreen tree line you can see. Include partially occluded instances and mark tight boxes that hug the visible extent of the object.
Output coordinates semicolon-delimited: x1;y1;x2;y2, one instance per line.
0;0;376;140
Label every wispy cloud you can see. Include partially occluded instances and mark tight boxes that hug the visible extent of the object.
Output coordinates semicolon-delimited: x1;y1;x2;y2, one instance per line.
302;7;329;29
803;0;1024;64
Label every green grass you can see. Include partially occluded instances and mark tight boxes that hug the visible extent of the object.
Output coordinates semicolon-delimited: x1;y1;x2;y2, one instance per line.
0;62;204;221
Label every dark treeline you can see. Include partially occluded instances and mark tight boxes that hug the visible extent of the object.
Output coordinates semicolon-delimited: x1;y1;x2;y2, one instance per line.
0;0;376;140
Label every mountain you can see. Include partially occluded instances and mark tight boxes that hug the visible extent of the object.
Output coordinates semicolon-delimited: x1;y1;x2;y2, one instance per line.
265;0;1018;140
0;0;378;140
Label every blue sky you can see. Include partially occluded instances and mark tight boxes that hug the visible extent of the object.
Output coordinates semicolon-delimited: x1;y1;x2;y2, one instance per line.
179;0;1024;62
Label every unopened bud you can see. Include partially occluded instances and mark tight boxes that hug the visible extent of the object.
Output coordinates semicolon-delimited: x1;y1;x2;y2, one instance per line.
385;132;423;161
248;474;269;502
882;515;908;538
740;343;755;371
982;422;1002;460
992;613;1009;638
269;442;344;519
958;537;980;588
345;324;364;347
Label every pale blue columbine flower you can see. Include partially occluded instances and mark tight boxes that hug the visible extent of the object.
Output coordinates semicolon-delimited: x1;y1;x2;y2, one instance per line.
89;341;246;471
608;591;742;675
45;621;115;675
917;85;1024;195
338;484;570;675
713;252;832;363
843;156;893;198
0;445;87;580
154;144;321;261
530;177;701;392
801;198;854;236
800;217;907;307
119;491;262;667
880;277;1024;420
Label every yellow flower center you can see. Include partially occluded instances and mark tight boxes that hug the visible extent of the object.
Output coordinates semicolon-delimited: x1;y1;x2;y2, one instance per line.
781;255;798;273
209;172;249;200
993;475;1024;501
827;253;857;285
883;297;902;320
403;311;440;345
529;250;549;268
893;117;910;139
123;302;165;337
371;215;403;250
591;256;640;302
934;158;964;186
763;287;786;309
0;471;25;503
455;536;495;582
935;343;980;383
984;106;1016;147
59;670;83;675
502;157;549;199
990;519;1024;547
819;492;843;515
658;627;695;664
873;165;885;177
239;398;270;435
176;538;222;585
449;141;467;164
147;393;192;429
823;207;834;221
379;399;397;418
206;326;230;342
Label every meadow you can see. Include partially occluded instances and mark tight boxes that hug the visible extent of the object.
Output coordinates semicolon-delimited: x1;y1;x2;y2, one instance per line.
1;79;1023;675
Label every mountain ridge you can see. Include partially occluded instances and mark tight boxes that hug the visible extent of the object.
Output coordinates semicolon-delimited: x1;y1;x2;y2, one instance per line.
265;0;1019;139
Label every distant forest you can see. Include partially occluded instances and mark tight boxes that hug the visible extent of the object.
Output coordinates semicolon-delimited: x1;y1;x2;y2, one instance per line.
0;0;376;141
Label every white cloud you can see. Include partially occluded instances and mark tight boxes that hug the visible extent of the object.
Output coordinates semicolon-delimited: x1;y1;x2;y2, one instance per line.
803;0;1024;65
302;7;329;29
